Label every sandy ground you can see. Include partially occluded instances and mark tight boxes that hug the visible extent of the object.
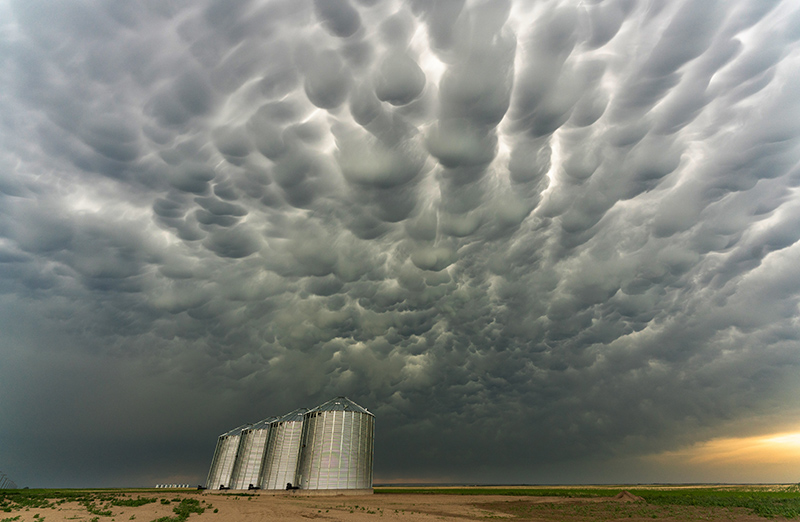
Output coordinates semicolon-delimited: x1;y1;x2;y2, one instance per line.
4;490;787;522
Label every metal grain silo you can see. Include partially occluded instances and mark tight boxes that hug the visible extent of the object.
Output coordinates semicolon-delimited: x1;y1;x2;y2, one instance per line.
229;417;276;490
295;397;374;490
260;408;308;490
205;424;250;490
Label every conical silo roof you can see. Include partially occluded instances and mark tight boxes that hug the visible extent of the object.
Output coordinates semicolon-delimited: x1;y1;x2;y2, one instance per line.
223;424;251;437
308;396;373;416
275;407;308;423
249;417;277;430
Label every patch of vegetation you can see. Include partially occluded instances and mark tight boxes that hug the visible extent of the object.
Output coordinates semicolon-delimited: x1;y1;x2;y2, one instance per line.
633;488;800;519
151;498;205;522
0;490;162;519
82;501;113;516
480;500;738;521
0;490;60;510
112;498;156;508
378;486;800;519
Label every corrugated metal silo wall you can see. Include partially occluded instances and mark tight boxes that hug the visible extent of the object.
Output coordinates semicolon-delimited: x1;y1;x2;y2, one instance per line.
260;419;304;489
229;426;271;489
205;433;242;489
295;410;374;490
204;436;225;489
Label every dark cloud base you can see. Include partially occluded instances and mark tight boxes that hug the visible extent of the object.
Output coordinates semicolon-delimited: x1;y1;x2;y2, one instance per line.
1;0;800;487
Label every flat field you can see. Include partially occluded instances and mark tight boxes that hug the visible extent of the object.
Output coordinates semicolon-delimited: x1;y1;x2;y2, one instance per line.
2;484;799;522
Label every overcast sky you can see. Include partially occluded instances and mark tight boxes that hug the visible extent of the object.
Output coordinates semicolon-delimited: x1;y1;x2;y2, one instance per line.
2;0;800;488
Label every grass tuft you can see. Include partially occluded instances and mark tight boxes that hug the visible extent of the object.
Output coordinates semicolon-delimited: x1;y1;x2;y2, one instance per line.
151;498;205;522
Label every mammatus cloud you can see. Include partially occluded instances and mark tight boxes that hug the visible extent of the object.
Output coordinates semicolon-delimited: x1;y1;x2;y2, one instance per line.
1;0;800;486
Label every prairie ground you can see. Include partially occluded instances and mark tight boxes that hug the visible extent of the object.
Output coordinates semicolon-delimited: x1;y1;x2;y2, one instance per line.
2;485;799;522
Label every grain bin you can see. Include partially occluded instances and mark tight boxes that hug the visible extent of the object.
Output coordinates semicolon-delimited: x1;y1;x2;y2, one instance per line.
260;408;308;490
205;424;250;490
229;417;276;490
295;397;374;490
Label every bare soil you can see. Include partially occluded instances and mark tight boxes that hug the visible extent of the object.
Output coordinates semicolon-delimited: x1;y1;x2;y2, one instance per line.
2;490;790;522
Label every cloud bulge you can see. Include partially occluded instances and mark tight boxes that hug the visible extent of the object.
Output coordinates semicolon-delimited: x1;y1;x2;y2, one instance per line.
1;0;800;486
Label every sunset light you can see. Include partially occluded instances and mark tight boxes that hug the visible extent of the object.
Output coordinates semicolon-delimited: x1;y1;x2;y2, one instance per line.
647;430;800;483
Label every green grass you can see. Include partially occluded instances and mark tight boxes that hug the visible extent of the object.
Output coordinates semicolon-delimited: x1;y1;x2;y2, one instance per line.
112;498;156;508
632;488;800;518
81;501;113;517
376;485;800;519
479;500;732;521
0;490;108;510
151;498;205;522
0;490;158;519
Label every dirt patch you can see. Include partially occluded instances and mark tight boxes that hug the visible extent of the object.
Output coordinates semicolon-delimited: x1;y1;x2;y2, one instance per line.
614;490;645;502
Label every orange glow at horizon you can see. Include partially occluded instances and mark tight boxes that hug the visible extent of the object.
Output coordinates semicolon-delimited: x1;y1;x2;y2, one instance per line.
645;430;800;482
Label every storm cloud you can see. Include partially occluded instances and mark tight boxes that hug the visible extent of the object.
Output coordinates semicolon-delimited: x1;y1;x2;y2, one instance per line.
1;0;800;487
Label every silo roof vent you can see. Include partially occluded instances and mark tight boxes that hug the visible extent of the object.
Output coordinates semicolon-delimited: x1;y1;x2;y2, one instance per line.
274;407;308;423
248;416;278;430
308;396;373;416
